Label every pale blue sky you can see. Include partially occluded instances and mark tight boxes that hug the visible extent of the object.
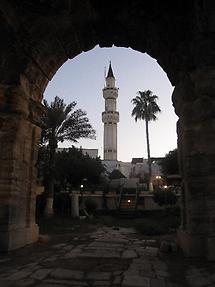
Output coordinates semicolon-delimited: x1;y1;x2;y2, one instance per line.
44;45;178;162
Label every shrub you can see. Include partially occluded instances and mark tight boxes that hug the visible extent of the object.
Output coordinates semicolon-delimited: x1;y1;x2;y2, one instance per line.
153;187;177;206
135;220;168;235
84;197;98;214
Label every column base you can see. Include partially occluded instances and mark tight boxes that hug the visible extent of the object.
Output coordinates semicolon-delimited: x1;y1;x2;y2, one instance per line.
0;224;39;251
177;227;215;260
177;227;205;258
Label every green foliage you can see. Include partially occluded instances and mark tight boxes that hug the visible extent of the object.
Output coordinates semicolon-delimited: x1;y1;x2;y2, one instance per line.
38;96;96;201
131;90;161;191
37;146;50;186
84;197;98;213
135;221;168;235
109;169;126;180
159;148;179;175
54;147;106;190
40;96;96;145
134;207;180;235
131;90;161;122
153;187;178;206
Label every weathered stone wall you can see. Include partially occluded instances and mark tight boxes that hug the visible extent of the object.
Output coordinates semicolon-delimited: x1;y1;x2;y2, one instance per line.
173;68;215;259
0;85;43;250
0;0;215;258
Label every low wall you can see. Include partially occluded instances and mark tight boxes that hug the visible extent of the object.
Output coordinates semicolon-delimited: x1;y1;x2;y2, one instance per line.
71;192;180;211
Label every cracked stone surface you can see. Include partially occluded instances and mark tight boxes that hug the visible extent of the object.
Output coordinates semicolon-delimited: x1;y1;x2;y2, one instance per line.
0;226;215;286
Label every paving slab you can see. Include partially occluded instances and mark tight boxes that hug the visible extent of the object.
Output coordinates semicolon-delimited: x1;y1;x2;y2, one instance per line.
50;269;84;280
122;250;137;259
1;226;215;287
122;275;150;287
30;268;52;280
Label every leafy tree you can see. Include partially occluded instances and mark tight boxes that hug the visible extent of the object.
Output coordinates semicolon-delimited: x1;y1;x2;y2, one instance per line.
40;96;96;216
131;90;161;191
159;148;179;175
153;187;177;206
54;147;105;190
109;169;126;180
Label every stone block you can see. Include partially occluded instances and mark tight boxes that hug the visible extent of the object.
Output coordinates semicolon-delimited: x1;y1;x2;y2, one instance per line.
50;269;84;280
0;224;39;251
86;272;111;281
7;271;32;281
31;269;52;280
122;275;150;287
150;278;166;287
207;237;215;260
177;228;205;257
122;250;137;259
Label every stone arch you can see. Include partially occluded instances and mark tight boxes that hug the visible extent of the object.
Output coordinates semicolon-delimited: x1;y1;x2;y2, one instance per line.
1;1;215;259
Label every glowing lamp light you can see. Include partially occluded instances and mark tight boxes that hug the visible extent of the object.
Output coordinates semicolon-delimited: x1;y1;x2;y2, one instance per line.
128;199;131;203
164;185;168;189
80;184;84;188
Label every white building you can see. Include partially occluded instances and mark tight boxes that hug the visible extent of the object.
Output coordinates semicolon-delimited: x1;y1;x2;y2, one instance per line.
56;147;98;159
81;148;98;159
131;157;162;180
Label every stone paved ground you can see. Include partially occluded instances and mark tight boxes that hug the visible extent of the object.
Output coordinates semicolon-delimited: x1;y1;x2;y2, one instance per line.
0;226;215;287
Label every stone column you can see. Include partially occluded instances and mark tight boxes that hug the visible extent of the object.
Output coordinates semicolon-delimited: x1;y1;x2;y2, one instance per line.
173;68;215;260
71;193;79;218
0;85;42;251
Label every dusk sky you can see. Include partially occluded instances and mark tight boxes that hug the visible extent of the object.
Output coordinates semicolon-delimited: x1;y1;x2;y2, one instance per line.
44;45;178;162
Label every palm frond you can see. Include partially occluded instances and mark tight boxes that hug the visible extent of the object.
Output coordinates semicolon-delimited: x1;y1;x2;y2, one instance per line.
40;96;96;146
131;90;161;122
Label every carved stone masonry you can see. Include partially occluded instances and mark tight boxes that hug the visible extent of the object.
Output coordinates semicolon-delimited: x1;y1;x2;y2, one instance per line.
0;85;43;250
173;68;215;259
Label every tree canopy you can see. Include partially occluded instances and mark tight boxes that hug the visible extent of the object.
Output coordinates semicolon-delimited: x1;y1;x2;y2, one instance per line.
39;96;96;216
131;90;161;122
41;96;96;146
159;148;179;175
108;169;126;180
54;147;105;190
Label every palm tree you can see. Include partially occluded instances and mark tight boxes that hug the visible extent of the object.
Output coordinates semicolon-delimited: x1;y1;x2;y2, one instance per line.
131;90;161;192
40;96;96;216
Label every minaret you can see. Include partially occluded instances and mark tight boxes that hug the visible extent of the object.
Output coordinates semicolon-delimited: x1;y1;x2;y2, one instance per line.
102;62;119;161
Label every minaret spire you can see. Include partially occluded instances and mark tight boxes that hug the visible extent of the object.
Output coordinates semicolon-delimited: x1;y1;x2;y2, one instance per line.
102;62;119;161
107;61;115;78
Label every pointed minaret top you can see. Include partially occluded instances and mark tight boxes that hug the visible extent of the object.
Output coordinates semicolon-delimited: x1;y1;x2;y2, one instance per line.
107;61;115;78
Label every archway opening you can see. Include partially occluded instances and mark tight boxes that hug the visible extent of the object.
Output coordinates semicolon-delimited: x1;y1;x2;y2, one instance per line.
44;45;177;161
36;45;180;235
1;1;212;259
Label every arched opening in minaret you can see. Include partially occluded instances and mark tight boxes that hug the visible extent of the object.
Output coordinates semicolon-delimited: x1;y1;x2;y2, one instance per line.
44;45;177;162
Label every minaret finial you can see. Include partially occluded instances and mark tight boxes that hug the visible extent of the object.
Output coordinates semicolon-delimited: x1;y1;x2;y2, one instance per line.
107;61;115;78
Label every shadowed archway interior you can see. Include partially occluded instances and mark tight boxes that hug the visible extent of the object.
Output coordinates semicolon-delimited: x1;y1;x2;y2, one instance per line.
0;0;215;259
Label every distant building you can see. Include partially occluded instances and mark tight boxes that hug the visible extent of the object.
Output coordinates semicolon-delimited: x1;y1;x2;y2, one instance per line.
131;157;162;180
56;147;98;159
103;160;132;178
81;148;98;159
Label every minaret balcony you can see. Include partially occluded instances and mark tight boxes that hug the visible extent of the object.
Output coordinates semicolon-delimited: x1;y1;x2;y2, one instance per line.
103;88;118;99
102;111;119;123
